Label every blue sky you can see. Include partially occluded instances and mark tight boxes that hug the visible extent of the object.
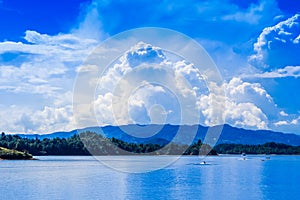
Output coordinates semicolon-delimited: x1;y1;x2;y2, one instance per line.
0;0;299;134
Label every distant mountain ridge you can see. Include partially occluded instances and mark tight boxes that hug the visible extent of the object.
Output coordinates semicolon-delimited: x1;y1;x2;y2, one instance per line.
17;124;300;146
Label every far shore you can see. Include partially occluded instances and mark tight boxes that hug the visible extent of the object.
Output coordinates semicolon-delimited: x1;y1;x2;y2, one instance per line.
28;154;300;157
2;154;300;161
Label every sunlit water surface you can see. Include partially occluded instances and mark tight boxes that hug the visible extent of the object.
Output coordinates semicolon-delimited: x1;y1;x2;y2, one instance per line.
1;155;299;200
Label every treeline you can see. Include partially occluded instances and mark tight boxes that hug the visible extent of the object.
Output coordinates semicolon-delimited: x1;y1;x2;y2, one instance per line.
0;132;88;155
214;142;300;155
110;137;216;155
0;131;216;156
1;131;299;156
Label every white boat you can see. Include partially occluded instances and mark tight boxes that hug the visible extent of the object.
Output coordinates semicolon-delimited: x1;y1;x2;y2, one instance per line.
238;153;247;160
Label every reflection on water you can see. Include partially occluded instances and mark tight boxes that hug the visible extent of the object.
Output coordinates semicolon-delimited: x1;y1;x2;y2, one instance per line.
0;156;299;200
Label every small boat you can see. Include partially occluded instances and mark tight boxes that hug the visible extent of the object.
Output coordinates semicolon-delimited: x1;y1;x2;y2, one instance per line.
238;153;247;160
200;161;206;165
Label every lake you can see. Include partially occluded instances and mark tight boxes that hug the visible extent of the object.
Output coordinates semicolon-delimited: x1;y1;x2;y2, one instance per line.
1;155;299;200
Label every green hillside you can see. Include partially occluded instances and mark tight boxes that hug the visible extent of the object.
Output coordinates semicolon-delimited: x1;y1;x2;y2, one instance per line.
0;147;33;160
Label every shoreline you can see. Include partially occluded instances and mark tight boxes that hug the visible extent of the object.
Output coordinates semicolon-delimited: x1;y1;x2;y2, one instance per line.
2;154;299;161
31;154;300;157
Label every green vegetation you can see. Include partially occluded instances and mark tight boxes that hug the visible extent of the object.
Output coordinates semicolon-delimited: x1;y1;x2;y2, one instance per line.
0;146;33;160
214;142;300;155
109;135;217;155
0;132;89;156
0;131;216;155
1;131;299;156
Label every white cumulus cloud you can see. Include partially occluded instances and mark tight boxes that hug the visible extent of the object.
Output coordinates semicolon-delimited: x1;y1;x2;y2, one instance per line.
249;14;300;68
197;78;270;130
89;42;282;131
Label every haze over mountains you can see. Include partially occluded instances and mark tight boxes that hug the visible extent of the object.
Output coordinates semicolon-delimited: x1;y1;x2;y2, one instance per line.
18;124;300;146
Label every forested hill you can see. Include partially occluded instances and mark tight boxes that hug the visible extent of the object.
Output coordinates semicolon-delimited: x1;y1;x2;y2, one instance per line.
0;131;216;156
17;124;300;146
1;131;300;156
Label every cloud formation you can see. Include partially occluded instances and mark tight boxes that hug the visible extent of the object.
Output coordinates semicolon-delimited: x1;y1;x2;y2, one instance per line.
197;78;271;130
0;35;286;133
0;28;99;133
274;116;300;127
91;42;276;131
247;65;300;78
93;42;204;126
250;14;300;68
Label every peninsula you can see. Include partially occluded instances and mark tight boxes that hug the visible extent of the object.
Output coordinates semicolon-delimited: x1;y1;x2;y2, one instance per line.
0;147;33;160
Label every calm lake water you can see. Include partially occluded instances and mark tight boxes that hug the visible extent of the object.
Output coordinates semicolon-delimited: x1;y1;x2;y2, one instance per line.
1;155;299;200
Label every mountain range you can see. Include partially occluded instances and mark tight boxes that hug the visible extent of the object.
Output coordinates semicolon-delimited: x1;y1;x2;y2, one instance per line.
17;124;300;146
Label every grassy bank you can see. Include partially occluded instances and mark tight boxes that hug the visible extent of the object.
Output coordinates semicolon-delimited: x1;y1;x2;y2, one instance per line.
0;147;33;160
